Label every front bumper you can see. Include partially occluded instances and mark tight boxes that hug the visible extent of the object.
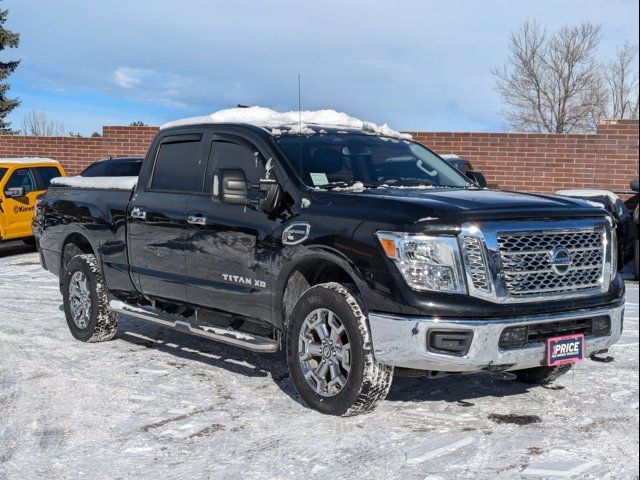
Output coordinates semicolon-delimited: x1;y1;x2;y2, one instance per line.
368;303;624;372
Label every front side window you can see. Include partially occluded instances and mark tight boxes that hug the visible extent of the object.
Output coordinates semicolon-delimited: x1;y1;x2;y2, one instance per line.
0;167;7;185
35;166;63;189
150;140;204;192
206;140;265;188
5;168;37;194
277;134;471;189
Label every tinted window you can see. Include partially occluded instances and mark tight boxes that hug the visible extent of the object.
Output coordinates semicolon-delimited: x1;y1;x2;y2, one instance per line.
81;162;108;176
35;166;62;188
82;159;142;177
151;140;204;192
0;167;6;183
6;169;37;194
206;140;264;191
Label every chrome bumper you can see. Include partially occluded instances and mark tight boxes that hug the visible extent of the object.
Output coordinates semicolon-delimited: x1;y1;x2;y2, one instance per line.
368;304;624;372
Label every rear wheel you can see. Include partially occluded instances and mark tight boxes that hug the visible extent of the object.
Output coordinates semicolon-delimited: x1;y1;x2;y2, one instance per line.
62;254;117;342
286;282;393;416
514;364;572;384
22;237;36;246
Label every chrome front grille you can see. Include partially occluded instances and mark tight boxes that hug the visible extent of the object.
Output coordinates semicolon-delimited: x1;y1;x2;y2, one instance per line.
498;229;604;296
463;236;490;291
460;219;613;303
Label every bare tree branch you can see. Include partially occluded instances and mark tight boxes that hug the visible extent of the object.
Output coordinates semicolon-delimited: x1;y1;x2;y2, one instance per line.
20;110;65;136
493;20;607;133
603;41;639;120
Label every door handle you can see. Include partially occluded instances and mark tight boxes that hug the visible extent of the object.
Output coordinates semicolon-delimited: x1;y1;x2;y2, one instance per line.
130;207;146;221
187;214;207;226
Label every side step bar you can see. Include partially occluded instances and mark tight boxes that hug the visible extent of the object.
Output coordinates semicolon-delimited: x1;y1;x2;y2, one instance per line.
108;300;279;353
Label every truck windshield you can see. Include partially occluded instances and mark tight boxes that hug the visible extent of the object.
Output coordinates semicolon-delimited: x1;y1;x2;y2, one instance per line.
277;134;471;189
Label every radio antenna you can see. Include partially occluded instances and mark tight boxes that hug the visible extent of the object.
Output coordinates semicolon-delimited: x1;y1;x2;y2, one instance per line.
297;73;302;132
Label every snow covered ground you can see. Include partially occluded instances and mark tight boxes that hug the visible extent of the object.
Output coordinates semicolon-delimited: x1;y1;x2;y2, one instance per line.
0;242;638;479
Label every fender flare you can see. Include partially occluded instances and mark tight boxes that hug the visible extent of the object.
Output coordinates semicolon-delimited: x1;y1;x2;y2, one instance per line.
272;244;369;330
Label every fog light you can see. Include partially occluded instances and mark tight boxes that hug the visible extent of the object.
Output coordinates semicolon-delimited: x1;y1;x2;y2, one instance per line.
591;315;611;337
427;330;473;356
499;326;528;349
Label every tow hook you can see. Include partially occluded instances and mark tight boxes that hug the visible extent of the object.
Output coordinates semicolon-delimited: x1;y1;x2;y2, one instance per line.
491;371;517;381
590;350;614;363
484;363;517;380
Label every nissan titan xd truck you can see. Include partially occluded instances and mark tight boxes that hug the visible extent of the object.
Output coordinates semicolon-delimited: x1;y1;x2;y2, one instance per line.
33;108;624;416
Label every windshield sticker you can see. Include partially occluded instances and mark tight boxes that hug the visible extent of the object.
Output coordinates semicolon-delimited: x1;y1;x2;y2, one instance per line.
310;172;329;186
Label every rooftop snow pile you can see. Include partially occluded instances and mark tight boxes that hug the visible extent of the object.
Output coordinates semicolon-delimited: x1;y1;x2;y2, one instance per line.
0;157;60;164
160;106;412;140
50;176;138;190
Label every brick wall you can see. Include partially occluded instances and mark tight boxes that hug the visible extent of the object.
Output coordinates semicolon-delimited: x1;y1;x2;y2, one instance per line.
1;120;637;193
0;126;158;175
409;119;639;194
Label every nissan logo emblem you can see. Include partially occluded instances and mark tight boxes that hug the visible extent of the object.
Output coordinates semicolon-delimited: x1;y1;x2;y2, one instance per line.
549;246;572;276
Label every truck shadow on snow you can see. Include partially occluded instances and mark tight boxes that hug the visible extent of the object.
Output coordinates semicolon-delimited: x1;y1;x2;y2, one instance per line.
114;314;544;408
0;241;36;258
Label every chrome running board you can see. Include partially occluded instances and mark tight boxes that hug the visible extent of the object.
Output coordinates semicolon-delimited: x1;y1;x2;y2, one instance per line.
108;300;279;353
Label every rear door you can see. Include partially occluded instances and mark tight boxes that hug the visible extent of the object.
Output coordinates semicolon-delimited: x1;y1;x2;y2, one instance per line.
127;130;207;302
0;167;40;239
185;134;276;320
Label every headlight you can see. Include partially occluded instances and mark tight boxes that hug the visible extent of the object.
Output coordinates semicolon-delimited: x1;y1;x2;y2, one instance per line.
376;232;467;293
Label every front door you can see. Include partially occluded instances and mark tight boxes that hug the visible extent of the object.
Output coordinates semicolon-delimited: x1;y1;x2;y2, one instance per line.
0;168;39;240
185;135;277;321
127;131;207;303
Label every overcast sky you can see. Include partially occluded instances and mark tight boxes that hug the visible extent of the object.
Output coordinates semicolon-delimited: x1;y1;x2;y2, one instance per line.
3;0;638;135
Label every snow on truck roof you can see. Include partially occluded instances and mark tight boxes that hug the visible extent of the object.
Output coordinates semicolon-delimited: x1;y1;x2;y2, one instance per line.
160;106;412;140
0;157;60;165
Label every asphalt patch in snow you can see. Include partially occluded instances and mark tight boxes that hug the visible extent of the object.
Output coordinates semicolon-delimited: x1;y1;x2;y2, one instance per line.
488;413;542;425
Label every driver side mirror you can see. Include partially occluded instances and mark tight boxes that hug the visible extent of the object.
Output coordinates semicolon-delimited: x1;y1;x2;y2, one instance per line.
218;169;248;205
466;170;487;188
631;179;639;193
4;186;25;198
217;169;282;213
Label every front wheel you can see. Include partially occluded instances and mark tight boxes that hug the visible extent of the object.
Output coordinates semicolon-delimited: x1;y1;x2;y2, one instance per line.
62;254;118;342
286;282;393;416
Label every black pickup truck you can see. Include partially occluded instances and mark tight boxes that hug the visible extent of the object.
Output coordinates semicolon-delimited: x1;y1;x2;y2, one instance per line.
33;111;625;416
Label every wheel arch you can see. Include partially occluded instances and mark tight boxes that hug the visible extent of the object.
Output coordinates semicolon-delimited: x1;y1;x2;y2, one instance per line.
276;248;368;332
60;231;97;273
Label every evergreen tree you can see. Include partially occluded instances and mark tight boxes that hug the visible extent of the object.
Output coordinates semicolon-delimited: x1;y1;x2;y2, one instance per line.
0;4;20;134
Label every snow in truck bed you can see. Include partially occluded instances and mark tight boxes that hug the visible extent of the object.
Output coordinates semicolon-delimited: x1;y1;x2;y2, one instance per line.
50;176;138;190
160;106;412;140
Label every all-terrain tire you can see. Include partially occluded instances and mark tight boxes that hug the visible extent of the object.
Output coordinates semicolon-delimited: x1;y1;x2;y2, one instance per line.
286;282;393;416
514;364;572;384
62;254;117;342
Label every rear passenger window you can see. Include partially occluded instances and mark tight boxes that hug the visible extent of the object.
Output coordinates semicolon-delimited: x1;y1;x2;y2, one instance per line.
35;166;62;189
206;140;264;188
151;139;204;193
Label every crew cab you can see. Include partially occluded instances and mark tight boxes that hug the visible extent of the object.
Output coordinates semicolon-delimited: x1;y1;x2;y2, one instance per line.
1;157;65;243
33;107;624;416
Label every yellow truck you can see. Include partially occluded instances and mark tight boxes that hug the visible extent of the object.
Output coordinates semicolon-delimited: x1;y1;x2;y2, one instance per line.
0;158;65;243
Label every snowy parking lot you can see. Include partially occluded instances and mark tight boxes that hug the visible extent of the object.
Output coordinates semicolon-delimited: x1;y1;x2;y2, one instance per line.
0;241;638;479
